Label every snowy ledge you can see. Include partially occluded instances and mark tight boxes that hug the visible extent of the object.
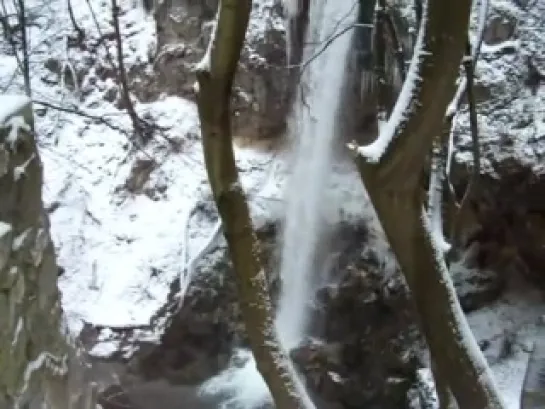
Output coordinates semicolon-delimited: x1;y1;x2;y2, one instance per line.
0;95;31;125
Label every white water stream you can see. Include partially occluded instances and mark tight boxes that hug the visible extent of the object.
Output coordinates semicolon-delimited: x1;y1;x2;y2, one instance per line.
199;1;358;407
275;0;358;351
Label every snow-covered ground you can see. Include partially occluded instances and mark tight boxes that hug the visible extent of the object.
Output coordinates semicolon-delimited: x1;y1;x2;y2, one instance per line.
0;0;544;407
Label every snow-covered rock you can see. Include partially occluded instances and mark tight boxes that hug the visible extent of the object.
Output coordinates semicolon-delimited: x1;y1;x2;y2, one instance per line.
451;0;545;290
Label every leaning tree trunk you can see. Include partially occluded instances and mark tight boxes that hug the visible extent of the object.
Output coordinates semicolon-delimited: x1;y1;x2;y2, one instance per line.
349;0;506;408
193;2;312;409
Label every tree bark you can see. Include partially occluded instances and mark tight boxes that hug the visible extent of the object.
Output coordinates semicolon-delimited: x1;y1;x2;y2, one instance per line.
350;0;506;408
194;2;312;409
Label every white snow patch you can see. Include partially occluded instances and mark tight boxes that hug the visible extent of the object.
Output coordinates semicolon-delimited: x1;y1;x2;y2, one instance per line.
0;95;30;125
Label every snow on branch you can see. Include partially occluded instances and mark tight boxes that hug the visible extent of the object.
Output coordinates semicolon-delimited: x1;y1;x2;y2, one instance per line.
194;10;219;76
349;1;429;164
0;94;31;126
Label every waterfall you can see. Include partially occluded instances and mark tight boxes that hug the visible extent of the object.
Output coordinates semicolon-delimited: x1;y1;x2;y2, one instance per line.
199;1;358;407
275;0;358;350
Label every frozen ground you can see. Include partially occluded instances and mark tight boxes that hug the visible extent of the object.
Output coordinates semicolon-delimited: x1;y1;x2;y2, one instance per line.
0;0;543;407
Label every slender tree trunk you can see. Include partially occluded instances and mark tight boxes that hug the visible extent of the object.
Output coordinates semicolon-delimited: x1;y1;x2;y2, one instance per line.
14;0;30;96
67;0;85;44
350;0;506;407
111;0;146;139
194;1;312;409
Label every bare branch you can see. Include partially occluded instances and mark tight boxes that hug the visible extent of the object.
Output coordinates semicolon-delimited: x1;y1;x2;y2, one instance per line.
449;42;481;249
444;0;489;248
383;6;406;81
110;0;152;141
67;0;85;45
13;0;30;96
373;0;389;127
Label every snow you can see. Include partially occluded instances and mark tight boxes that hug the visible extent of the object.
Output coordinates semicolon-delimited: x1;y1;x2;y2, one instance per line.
2;115;31;149
0;0;544;407
468;283;545;408
0;221;12;237
13;153;36;181
0;95;30;124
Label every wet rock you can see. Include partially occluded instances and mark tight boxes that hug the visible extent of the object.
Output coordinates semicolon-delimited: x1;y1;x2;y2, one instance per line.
287;221;420;409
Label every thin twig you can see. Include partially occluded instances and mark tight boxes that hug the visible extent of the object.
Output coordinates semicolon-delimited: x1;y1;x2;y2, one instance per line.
34;99;130;133
111;0;151;140
449;42;480;249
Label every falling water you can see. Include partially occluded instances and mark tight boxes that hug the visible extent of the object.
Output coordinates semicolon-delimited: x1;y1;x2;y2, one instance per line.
198;1;359;407
275;0;359;350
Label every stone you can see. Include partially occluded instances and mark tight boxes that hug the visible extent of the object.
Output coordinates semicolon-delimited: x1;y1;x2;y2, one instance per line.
149;0;292;139
483;14;517;45
0;96;94;409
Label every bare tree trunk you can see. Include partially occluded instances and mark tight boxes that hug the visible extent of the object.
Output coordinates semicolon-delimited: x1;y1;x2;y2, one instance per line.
67;0;85;44
194;1;313;409
349;0;506;407
110;0;148;140
14;0;30;96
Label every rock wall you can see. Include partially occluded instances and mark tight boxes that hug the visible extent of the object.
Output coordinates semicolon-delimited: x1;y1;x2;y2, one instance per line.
150;0;293;140
0;96;111;409
0;95;68;408
450;0;545;287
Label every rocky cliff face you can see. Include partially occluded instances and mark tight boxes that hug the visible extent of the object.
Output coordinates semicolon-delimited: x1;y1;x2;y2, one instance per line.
0;97;68;408
451;0;545;289
148;0;293;140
